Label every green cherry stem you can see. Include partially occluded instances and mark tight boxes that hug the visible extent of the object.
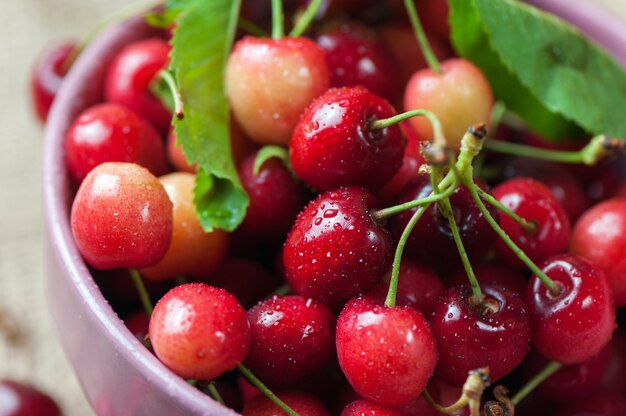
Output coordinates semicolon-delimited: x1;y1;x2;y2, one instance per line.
290;0;324;37
237;364;299;416
271;0;285;39
511;361;562;406
206;382;226;405
477;187;537;234
253;145;291;176
372;183;455;220
152;70;184;120
370;109;446;148
129;269;154;317
403;0;442;74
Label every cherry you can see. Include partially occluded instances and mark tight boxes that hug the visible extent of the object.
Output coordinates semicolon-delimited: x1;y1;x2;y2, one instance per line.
70;162;173;270
30;42;75;123
315;22;401;102
366;260;445;316
446;263;528;298
104;38;172;134
237;151;311;243
283;187;393;308
404;58;494;150
0;381;61;416
244;295;336;387
340;400;405;416
64;103;169;183
553;389;626;416
492;177;571;269
166;129;197;174
570;198;626;307
242;391;330;416
430;284;530;386
289;86;405;192
390;174;498;271
140;172;229;281
526;254;616;365
149;283;250;380
336;297;437;407
226;36;330;145
123;310;150;342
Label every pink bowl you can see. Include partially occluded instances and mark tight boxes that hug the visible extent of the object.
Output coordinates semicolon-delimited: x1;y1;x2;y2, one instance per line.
42;2;626;415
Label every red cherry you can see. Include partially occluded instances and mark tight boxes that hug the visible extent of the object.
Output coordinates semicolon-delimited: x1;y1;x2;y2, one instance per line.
340;400;405;416
492;178;571;268
526;254;616;364
403;58;494;150
30;42;75;123
316;22;401;102
0;380;61;416
446;263;528;298
431;284;530;386
336;297;437;407
65;103;169;183
242;391;330;416
283;187;393;308
238;152;311;243
553;389;626;416
123;310;150;342
226;36;330;145
570;198;626;307
70;162;173;270
104;38;172;134
289;86;405;192
149;283;250;380
244;295;336;387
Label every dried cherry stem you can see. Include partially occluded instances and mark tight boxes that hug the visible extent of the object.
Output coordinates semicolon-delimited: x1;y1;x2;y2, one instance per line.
477;187;537;234
237;364;300;416
290;0;324;37
129;269;154;317
403;0;442;73
153;70;184;120
370;109;446;150
254;145;291;176
484;135;625;166
423;367;490;416
206;382;225;405
511;361;562;406
272;0;285;39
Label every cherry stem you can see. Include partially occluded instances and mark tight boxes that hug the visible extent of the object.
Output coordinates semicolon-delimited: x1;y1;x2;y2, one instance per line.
155;70;184;120
423;367;490;416
290;0;324;37
271;0;284;39
511;361;562;406
129;269;154;317
370;109;446;148
403;0;442;74
372;183;455;220
466;183;560;295
423;390;469;413
206;382;225;405
477;187;537;234
237;364;300;416
238;17;268;37
271;284;292;296
253;145;291;176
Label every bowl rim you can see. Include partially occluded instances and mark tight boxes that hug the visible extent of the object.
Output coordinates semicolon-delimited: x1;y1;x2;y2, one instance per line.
41;1;626;414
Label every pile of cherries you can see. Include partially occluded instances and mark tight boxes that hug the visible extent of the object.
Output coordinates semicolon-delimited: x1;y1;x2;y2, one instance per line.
32;0;626;415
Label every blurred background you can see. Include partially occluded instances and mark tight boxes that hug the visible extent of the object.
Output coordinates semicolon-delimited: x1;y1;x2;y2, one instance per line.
1;0;625;415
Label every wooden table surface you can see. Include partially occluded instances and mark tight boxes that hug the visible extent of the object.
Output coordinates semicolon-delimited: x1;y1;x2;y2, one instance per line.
1;1;625;415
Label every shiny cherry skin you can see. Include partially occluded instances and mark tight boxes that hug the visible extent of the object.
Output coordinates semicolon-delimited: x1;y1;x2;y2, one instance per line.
446;263;528;298
336;297;437;407
290;86;405;192
340;400;405;416
366;260;445;317
30;42;75;123
65;103;169;183
526;254;616;364
316;22;401;102
104;38;171;134
70;162;173;270
238;152;311;243
140;172;229;281
0;380;61;416
404;58;494;150
283;187;393;308
244;295;336;387
492;178;571;269
431;284;530;386
226;36;330;145
570;198;626;307
149;283;250;380
553;389;626;416
390;174;498;271
242;391;330;416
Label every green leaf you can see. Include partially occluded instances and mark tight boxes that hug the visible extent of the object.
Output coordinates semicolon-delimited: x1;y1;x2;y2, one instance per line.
449;0;626;140
170;0;248;232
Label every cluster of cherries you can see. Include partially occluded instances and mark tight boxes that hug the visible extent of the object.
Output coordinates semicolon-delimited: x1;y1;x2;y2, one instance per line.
31;0;626;415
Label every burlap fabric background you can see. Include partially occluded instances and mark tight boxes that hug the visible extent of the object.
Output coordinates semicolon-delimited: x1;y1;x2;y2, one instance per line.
1;1;626;415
